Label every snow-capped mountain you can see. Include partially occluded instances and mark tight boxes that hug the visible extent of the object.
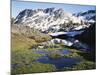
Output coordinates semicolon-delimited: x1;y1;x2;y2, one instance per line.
14;8;95;33
74;10;96;23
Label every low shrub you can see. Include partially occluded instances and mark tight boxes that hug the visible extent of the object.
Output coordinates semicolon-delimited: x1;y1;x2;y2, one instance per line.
64;53;82;58
11;62;56;74
48;53;62;59
64;60;96;71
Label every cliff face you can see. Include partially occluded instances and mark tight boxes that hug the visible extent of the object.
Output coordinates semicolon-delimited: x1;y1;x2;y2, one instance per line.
14;8;95;33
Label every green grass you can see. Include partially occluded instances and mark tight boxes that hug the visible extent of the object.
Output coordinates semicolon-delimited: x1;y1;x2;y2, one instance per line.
47;53;62;59
46;44;82;53
11;33;37;51
64;60;95;71
63;53;82;58
11;30;95;74
11;49;56;74
11;49;43;63
45;46;83;59
11;62;56;74
11;32;54;74
73;60;96;70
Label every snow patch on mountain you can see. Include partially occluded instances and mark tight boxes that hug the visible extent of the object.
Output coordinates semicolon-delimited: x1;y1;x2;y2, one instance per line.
74;10;96;23
14;8;96;33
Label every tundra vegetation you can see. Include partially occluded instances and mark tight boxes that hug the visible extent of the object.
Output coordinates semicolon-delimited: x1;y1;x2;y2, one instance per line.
11;23;95;75
11;8;96;74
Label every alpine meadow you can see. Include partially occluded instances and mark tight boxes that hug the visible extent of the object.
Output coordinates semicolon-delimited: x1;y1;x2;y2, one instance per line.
11;1;96;74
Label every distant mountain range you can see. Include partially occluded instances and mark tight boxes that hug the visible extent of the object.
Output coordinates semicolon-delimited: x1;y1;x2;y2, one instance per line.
14;8;96;33
74;10;96;23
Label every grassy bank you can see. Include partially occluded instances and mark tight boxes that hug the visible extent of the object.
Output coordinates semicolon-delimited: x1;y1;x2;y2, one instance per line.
12;47;56;74
63;60;95;71
11;25;55;74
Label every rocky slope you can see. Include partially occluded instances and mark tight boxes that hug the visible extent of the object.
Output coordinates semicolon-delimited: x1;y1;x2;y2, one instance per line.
74;10;96;23
12;8;96;51
11;24;51;46
14;8;95;33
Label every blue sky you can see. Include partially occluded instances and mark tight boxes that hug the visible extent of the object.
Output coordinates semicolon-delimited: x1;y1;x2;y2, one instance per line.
12;0;96;18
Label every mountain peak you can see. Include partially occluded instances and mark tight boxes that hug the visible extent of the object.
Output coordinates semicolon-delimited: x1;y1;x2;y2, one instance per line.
14;8;96;33
15;9;33;23
44;7;55;13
